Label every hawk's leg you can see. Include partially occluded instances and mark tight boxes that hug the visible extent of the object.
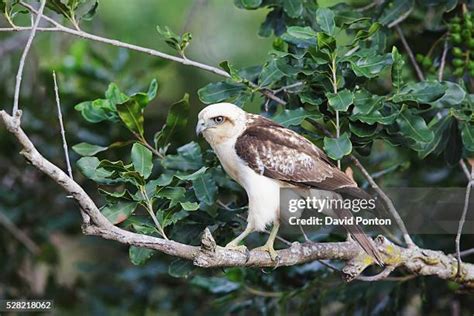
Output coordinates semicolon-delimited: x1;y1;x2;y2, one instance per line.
224;224;253;253
254;221;280;261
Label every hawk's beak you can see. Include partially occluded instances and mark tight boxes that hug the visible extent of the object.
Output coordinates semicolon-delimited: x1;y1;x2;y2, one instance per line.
196;119;206;136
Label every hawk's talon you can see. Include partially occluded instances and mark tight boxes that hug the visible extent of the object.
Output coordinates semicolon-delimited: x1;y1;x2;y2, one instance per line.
254;244;279;262
224;243;248;253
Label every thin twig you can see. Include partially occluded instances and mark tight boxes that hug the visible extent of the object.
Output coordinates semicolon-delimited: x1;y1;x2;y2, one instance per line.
460;248;474;257
330;56;341;169
438;38;449;81
12;0;46;114
53;72;73;179
455;175;473;277
350;156;416;248
273;82;304;93
244;285;282;298
0;209;40;254
53;71;91;223
388;6;413;28
395;25;425;81
299;224;310;242
460;160;471;180
318;259;341;272
0;26;60;32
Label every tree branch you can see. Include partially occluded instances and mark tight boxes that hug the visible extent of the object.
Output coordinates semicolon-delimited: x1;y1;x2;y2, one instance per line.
438;38;449;81
1;110;474;287
12;0;46;114
52;72;73;179
395;25;425;81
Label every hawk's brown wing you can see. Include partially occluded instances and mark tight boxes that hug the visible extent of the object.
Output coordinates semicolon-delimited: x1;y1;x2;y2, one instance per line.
234;119;356;191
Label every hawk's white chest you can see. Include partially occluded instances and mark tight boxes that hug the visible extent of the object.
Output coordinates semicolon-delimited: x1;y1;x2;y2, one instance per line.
211;138;281;231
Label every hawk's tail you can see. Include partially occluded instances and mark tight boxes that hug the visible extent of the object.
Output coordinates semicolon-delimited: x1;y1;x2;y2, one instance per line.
334;187;384;266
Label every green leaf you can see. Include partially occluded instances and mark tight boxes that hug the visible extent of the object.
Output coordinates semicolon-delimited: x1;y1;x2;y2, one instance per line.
349;122;378;138
120;171;146;187
392;81;446;105
258;58;286;87
417;115;452;158
283;0;303;18
281;26;317;48
353;23;380;43
326;89;354;111
72;142;108;156
154;94;189;149
156;187;186;205
350;53;392;78
77;157;117;184
198;81;246;104
461;122;474;152
396;109;434;144
74;99;118;123
391;46;404;92
131;143;153;179
175;167;208;181
316;8;335;35
163;209;189;228
191;276;240;294
316;32;336;52
157;26;192;53
299;92;323;106
323;133;353;160
46;0;99;22
105;83;128;105
353;90;384;114
236;0;262;9
116;99;144;137
180;201;200;211
129;246;155;265
192;172;217;206
431;82;466;108
219;61;242;82
145;79;158;103
169;258;195;278
161;142;203;171
273;108;321;127
154;173;174;187
101;201;138;224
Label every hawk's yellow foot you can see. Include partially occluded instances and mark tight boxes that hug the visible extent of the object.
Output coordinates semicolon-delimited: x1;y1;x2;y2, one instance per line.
222;224;253;255
254;243;279;261
254;222;280;261
224;243;248;253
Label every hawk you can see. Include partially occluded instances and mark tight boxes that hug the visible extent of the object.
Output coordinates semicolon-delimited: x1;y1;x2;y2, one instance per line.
196;102;383;264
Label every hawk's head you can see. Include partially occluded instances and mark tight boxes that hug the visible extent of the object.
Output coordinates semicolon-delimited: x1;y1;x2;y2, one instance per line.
196;103;247;144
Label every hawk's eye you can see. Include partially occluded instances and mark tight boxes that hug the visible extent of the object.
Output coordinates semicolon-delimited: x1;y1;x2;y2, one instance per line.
212;116;225;125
